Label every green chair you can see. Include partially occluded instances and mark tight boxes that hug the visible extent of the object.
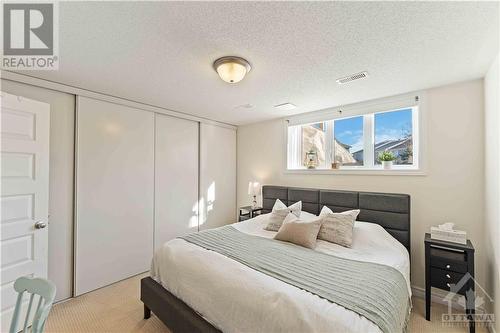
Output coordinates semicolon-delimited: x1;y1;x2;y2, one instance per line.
9;277;56;333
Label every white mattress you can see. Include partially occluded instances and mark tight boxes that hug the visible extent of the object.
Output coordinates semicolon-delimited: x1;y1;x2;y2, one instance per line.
151;212;411;333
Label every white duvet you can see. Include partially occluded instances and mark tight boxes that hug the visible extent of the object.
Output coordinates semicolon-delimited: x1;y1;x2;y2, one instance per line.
151;212;411;333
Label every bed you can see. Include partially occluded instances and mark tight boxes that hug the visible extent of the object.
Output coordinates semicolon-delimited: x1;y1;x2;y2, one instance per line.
141;186;411;333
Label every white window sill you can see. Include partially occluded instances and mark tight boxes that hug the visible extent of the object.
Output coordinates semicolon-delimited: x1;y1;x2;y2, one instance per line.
284;168;426;176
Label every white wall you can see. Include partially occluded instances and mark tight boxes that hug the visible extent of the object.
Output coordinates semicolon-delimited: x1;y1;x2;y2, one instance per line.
200;123;237;229
1;79;75;302
237;79;486;292
484;53;499;333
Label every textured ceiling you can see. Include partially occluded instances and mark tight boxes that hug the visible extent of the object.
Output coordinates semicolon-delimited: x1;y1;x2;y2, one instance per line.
16;1;499;125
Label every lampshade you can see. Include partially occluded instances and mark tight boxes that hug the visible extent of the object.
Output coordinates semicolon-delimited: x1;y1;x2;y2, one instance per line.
213;56;251;83
247;181;260;196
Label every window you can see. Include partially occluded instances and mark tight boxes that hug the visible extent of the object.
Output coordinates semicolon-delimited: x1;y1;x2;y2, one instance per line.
287;122;329;169
287;103;419;171
334;116;363;166
374;109;414;165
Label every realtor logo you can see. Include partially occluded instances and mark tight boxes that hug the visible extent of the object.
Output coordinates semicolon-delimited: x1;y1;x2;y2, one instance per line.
1;2;59;69
442;273;495;329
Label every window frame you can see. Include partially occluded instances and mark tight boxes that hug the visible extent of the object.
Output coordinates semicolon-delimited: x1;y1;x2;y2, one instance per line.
284;92;426;175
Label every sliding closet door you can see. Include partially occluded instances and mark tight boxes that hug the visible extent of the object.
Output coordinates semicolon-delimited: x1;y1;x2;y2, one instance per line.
199;123;236;230
154;114;199;249
75;97;154;295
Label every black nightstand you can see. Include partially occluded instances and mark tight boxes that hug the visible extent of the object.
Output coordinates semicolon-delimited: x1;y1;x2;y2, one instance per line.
424;233;475;333
238;206;263;222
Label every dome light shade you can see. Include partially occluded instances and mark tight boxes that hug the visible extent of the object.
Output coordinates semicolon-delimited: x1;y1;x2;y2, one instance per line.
213;56;251;83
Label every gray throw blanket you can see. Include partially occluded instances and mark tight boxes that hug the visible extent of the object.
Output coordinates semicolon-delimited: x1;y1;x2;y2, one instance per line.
179;226;410;333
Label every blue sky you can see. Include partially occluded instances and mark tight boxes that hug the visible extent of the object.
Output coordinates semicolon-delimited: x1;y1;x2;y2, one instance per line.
334;108;412;152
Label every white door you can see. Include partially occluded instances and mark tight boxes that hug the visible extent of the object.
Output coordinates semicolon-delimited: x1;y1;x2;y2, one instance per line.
199;123;236;230
75;97;154;296
0;92;50;332
154;114;199;249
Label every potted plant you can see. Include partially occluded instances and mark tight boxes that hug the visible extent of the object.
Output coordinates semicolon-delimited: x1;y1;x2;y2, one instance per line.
378;151;396;169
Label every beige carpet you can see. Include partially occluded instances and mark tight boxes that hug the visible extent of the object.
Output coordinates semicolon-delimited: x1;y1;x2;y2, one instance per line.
45;273;487;333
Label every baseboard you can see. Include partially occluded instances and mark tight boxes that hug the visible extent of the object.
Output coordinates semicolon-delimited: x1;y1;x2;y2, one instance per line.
411;285;464;309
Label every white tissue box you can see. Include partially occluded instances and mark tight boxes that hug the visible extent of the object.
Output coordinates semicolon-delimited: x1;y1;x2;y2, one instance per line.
430;227;467;244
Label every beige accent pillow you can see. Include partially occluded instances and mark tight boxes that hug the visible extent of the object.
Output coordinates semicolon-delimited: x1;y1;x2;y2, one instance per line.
318;209;360;247
264;199;302;231
274;216;322;249
319;206;360;219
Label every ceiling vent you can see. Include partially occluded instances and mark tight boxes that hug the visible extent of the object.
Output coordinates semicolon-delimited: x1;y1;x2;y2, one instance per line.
274;103;297;111
336;71;369;84
234;103;253;109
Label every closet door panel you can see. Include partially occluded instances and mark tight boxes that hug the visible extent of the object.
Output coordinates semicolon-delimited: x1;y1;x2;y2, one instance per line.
199;124;236;230
154;114;199;250
75;97;154;296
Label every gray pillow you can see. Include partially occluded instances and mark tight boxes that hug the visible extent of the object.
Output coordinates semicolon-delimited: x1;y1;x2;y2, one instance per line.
318;209;360;247
274;214;322;249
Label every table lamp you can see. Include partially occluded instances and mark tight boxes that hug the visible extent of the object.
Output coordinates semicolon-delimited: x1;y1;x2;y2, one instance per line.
248;181;260;207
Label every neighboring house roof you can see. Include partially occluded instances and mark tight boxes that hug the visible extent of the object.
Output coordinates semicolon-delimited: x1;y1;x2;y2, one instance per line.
382;137;412;151
334;139;356;163
336;140;351;150
353;136;412;154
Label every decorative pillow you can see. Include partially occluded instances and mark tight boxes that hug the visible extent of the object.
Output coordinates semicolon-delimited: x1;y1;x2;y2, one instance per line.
282;211;299;224
318;208;360;247
319;206;360;219
264;199;302;231
274;214;322;249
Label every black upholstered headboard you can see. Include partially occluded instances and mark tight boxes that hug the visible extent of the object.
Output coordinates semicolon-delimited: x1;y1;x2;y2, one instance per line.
262;185;411;253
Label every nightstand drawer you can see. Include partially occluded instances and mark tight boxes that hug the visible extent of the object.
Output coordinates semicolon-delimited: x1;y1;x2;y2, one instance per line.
430;256;468;273
429;247;468;273
430;268;467;295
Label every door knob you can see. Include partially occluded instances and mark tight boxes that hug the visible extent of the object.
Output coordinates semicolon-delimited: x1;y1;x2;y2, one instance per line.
34;221;47;229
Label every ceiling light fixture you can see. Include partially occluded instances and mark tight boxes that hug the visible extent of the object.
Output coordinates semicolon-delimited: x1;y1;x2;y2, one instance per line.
213;56;251;83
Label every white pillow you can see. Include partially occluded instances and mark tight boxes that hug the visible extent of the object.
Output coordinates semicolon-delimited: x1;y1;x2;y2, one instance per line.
282;211;299;224
283;211;320;224
319;206;360;219
300;211;320;221
264;199;302;231
273;199;301;216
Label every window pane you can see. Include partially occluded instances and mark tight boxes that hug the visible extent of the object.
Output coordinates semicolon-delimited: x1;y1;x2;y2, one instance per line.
374;108;413;165
334;116;363;166
301;122;327;168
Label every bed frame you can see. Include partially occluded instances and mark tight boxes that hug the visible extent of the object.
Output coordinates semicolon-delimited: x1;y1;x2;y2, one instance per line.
141;185;411;333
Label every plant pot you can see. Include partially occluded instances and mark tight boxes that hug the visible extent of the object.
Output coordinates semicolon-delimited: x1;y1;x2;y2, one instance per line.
382;161;393;170
331;162;341;170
